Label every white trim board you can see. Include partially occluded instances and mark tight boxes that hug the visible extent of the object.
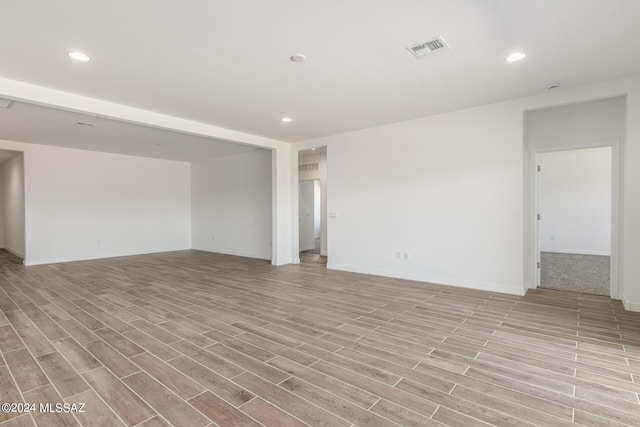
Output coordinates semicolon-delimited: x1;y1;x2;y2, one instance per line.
622;294;640;312
328;263;526;296
23;247;191;267
195;248;272;262
4;247;24;260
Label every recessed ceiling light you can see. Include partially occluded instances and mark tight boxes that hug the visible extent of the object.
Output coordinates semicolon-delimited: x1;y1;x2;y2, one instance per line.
281;117;292;123
545;82;561;90
506;52;526;62
290;54;306;63
68;51;90;61
311;148;317;151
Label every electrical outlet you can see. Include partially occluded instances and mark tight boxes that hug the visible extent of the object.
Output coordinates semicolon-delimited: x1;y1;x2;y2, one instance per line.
403;252;409;261
212;234;215;241
396;251;401;259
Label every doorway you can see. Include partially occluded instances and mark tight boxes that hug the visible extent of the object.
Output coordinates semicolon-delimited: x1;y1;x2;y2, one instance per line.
298;147;327;264
524;96;624;299
299;179;321;254
537;147;612;295
0;150;26;262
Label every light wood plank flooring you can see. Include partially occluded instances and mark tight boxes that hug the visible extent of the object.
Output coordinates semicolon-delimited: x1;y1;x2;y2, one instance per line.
1;249;639;426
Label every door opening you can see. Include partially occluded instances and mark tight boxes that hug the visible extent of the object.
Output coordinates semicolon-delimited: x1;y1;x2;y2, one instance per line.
0;150;26;263
536;147;612;295
299;179;321;254
298;147;327;265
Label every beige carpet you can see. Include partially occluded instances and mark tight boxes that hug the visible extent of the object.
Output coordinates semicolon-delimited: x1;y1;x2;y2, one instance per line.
540;252;610;295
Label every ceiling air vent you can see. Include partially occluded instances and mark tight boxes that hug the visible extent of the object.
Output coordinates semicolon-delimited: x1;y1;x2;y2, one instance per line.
299;163;319;172
407;36;450;59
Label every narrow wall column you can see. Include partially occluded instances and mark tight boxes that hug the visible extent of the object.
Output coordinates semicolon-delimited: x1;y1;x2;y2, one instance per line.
272;145;295;265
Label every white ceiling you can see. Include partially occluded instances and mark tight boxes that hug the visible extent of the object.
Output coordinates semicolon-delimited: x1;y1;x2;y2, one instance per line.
1;0;640;159
0;102;258;162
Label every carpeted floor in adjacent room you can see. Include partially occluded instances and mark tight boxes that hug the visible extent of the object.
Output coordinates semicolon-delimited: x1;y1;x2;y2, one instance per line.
540;252;610;295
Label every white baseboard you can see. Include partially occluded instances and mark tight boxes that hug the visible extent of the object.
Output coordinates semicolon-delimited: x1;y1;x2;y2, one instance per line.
194;247;272;261
23;247;191;266
4;247;25;260
299;245;315;252
327;263;526;296
622;294;640;312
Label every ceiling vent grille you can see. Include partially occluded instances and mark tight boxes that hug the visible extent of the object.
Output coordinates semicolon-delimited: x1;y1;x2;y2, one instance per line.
299;163;319;172
407;36;450;59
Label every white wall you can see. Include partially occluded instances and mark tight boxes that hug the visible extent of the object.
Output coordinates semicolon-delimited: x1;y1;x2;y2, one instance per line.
622;79;640;311
191;149;272;260
297;74;640;309
0;166;4;248
298;152;328;256
526;97;625;149
538;148;612;255
272;145;296;265
0;140;191;265
303;105;524;295
2;153;25;258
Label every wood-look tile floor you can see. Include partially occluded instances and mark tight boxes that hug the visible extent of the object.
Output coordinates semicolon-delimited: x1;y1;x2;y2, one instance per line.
1;249;639;426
